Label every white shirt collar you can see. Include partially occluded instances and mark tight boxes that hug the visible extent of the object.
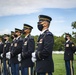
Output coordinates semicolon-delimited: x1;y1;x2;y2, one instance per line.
25;34;29;38
40;29;48;34
66;39;70;43
16;36;20;40
13;38;16;41
5;40;8;43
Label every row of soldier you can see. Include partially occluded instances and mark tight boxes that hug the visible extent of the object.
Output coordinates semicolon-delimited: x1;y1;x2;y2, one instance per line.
0;15;76;75
0;15;54;75
0;24;36;75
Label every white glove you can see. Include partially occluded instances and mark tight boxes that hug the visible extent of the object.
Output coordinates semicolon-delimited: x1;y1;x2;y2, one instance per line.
31;57;36;62
1;53;3;58
32;52;36;58
18;54;21;62
6;52;10;56
6;52;11;59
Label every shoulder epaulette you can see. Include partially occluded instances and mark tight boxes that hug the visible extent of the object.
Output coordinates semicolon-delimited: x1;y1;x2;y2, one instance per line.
46;31;53;36
19;37;23;41
29;35;34;39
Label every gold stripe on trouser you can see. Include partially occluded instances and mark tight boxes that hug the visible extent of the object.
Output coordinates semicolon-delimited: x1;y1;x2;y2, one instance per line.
36;72;37;75
46;73;48;75
0;60;1;73
28;67;31;75
19;63;21;75
70;60;73;75
6;60;8;70
1;63;3;73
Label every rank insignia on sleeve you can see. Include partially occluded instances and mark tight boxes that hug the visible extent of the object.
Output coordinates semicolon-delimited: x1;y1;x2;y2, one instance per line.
66;44;69;47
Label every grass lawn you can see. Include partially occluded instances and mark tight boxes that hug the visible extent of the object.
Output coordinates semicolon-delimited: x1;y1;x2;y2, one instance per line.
53;54;76;75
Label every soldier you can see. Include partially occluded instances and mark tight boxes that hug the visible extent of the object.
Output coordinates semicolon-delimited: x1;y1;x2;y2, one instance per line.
10;31;15;40
32;15;54;75
0;37;4;75
64;33;76;75
0;37;4;55
2;34;11;75
10;31;15;75
20;24;35;75
11;28;23;75
5;31;15;75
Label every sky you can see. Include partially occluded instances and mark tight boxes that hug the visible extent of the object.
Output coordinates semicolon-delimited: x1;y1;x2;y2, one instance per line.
0;0;76;36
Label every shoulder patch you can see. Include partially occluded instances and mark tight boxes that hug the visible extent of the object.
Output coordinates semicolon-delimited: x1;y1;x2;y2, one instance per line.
46;31;53;36
29;36;34;39
70;41;75;47
20;38;23;41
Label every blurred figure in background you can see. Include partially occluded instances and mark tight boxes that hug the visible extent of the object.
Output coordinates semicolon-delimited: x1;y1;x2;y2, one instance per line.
0;37;4;75
64;33;76;75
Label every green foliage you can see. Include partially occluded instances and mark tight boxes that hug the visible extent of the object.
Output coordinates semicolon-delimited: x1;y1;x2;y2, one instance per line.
72;31;76;39
0;30;76;51
34;35;38;43
34;35;39;50
54;36;65;51
53;54;76;75
71;21;76;29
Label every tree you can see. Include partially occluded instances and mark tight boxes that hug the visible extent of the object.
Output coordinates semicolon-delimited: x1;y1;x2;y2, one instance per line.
71;21;76;29
71;21;76;38
53;36;65;51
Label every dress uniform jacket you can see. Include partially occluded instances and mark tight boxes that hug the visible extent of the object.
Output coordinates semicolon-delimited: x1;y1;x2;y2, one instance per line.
36;30;54;73
21;35;35;68
64;40;76;60
11;37;23;64
3;41;11;59
10;39;15;61
0;43;4;59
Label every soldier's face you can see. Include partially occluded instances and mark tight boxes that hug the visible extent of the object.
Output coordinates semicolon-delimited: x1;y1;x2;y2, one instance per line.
39;20;49;27
67;36;70;40
15;31;21;36
23;29;30;34
15;32;18;35
24;29;28;33
11;35;14;39
4;36;9;40
65;35;70;40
